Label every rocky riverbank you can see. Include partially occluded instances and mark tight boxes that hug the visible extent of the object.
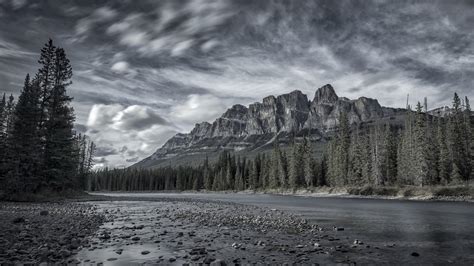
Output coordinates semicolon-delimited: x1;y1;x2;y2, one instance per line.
3;195;469;264
0;202;105;264
73;197;402;265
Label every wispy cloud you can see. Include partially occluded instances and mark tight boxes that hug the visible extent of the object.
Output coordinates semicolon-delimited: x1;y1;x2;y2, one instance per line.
1;0;473;167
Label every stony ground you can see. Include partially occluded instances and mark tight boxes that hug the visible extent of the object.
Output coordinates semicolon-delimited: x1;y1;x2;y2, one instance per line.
1;196;445;265
74;198;401;265
0;202;105;264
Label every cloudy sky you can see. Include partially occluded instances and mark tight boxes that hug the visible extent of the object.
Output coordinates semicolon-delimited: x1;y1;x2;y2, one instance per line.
0;0;473;168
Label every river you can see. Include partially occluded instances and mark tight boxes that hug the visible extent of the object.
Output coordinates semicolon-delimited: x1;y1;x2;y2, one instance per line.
87;192;474;264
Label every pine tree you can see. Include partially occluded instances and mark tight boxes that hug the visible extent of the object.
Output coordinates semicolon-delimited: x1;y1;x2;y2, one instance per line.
370;126;384;186
463;96;472;181
226;164;233;190
248;160;257;190
302;137;314;187
259;155;269;189
0;93;6;187
349;130;365;186
448;93;467;183
234;163;244;191
288;143;300;189
270;141;280;188
6;74;43;193
278;150;288;188
384;124;398;185
412;102;430;186
397;107;415;185
43;46;77;190
203;157;212;190
437;117;451;184
37;39;56;129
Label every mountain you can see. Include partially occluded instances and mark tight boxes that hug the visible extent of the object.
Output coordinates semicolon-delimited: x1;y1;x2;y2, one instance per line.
135;84;406;168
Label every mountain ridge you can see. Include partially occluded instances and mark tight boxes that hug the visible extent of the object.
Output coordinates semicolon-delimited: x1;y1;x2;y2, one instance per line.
134;84;406;168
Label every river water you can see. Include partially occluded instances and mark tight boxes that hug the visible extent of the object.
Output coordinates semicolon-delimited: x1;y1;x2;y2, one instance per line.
89;192;474;263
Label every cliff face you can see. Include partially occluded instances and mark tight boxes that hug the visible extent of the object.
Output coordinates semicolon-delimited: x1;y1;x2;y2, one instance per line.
135;84;404;168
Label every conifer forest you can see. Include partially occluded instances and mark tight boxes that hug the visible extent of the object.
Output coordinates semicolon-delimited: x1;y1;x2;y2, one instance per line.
0;40;95;199
89;96;473;192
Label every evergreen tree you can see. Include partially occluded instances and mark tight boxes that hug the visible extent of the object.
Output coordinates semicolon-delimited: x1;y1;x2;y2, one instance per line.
412;102;430;186
288;143;301;189
37;39;56;130
260;154;269;189
278;150;288;188
6;74;43;193
248;160;257;190
0;93;6;186
234;163;244;191
349;130;365;186
437;117;451;184
302;137;314;187
43;46;77;190
448;93;467;183
270;141;280;188
370;127;383;185
203;157;212;190
384;124;398;185
463;96;472;181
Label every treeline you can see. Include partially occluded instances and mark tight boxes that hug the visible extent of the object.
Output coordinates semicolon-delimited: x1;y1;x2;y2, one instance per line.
90;93;473;192
89;141;325;192
0;39;95;198
326;93;473;187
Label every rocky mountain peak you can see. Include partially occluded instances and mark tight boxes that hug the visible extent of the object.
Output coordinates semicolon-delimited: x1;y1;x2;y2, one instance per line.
135;84;405;169
222;104;248;119
313;84;338;105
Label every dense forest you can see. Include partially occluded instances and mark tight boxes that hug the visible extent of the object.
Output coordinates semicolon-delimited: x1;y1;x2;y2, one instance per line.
0;40;95;199
90;94;473;192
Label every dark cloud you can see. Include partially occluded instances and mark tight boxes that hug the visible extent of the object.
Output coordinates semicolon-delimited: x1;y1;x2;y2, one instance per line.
95;146;119;157
95;157;108;164
126;157;139;163
1;0;473;167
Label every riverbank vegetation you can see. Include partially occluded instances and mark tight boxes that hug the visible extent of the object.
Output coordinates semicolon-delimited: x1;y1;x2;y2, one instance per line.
0;40;95;201
89;93;473;198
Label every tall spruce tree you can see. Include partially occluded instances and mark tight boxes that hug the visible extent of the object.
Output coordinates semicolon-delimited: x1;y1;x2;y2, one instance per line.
337;111;350;186
43;46;77;190
6;74;43;193
437;117;451;184
302;137;314;187
412;102;430;186
288;142;301;189
448;93;467;183
463;97;472;181
384;124;398;185
0;93;6;187
270;141;280;188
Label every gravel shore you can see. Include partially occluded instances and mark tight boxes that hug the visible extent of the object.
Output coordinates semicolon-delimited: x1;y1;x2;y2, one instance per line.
74;197;400;265
3;196;460;264
0;202;105;264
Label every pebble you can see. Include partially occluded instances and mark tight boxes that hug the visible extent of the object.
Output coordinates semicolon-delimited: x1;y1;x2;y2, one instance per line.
141;250;150;255
411;252;420;257
12;217;25;224
203;256;216;264
210;259;227;266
